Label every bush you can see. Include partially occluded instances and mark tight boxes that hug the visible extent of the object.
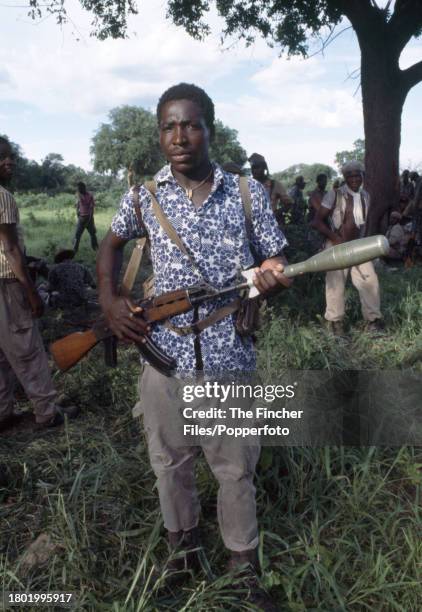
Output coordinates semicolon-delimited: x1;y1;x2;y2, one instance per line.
94;188;125;209
16;192;51;208
16;192;75;210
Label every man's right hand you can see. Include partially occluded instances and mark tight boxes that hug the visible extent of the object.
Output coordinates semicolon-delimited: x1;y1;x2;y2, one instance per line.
28;289;44;318
102;296;151;344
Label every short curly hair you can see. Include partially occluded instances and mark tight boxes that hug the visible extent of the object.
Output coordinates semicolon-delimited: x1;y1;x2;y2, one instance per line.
156;83;215;138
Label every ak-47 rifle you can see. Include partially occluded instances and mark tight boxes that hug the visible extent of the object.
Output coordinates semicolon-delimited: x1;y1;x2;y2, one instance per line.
49;235;389;376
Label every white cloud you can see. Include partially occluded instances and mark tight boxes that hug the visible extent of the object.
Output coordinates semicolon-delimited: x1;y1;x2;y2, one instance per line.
252;55;326;86
0;0;273;116
2;30;240;115
216;54;362;167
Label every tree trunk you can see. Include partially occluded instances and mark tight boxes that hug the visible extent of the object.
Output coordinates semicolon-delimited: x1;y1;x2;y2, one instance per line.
359;38;407;235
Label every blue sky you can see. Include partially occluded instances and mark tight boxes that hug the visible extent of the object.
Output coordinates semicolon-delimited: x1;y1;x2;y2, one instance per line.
1;0;421;175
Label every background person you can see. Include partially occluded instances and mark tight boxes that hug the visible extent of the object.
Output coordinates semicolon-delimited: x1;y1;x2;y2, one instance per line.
248;152;292;226
386;212;407;261
38;249;96;308
307;173;328;253
312;160;384;335
73;182;98;253
288;175;307;224
0;136;78;430
399;169;415;212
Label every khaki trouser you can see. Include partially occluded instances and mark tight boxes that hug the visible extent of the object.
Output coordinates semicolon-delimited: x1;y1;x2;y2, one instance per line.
0;281;56;420
325;258;382;322
134;365;260;552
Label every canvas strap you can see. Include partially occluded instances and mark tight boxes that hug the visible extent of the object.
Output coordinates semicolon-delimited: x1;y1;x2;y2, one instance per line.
163;298;241;336
120;184;147;297
120;236;147;297
239;176;252;239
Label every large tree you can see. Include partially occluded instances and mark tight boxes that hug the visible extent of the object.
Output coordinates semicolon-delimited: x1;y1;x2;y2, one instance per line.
24;0;422;232
91;106;165;185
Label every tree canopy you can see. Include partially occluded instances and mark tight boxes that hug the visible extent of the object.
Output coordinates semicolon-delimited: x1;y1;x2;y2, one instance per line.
1;134;119;194
26;0;138;39
273;163;338;190
334;139;365;171
209;120;247;168
91;106;164;184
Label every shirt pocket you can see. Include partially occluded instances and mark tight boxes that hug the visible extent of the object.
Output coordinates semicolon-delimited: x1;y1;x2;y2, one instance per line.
7;283;33;332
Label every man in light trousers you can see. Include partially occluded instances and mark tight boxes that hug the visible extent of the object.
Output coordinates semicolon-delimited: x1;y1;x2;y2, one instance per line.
312;160;384;335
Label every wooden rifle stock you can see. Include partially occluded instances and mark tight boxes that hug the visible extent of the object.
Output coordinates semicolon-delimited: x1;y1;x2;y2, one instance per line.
49;290;196;375
50;328;104;372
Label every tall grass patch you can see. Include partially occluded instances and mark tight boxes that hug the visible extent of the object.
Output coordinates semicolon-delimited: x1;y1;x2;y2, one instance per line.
1;209;421;609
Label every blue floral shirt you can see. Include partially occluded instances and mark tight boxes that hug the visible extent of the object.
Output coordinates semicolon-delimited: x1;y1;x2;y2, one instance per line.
111;163;287;374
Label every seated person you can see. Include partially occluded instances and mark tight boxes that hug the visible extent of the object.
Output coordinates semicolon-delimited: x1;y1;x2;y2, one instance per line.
25;254;49;284
385;212;407;261
40;249;96;308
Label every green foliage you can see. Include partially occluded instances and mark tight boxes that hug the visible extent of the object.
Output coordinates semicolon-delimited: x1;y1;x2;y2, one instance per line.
335;138;366;171
209;119;247;166
17;193;51;209
273;162;338;191
25;211;45;227
25;0;138;39
91;106;165;182
17;194;116;260
93;189;124;209
1;133;124;195
167;1;343;54
39;153;66;191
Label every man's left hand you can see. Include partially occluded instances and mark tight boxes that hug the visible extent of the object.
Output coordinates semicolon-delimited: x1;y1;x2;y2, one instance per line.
252;258;292;296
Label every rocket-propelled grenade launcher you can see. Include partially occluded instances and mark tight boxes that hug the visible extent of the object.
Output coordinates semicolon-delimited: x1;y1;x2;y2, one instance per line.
241;235;389;298
50;236;389;374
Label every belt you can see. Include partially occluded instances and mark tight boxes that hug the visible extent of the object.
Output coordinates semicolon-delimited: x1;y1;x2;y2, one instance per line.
0;277;19;284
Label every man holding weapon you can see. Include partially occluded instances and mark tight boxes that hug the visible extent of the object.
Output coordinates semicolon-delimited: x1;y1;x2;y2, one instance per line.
50;83;387;607
96;83;291;608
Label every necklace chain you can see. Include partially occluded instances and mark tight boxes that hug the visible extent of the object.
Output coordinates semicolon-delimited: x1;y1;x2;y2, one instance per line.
182;167;213;200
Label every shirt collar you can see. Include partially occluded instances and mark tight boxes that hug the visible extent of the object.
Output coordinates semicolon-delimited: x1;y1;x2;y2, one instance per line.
154;161;225;193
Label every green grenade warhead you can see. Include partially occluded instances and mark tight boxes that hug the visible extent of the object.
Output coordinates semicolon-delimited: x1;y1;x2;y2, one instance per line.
284;235;389;278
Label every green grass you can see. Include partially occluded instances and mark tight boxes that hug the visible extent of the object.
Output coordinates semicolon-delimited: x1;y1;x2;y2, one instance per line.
19;196;116;263
1;197;421;610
